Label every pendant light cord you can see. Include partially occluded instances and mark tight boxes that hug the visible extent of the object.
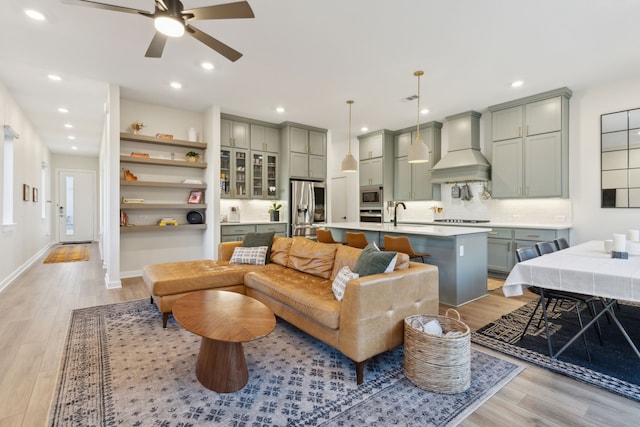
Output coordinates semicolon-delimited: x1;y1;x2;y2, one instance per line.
415;71;423;142
347;100;354;154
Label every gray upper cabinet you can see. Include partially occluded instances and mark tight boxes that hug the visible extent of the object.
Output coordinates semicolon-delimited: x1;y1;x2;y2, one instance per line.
392;122;442;201
281;123;328;180
489;88;571;199
221;118;249;148
358;130;394;192
250;124;279;153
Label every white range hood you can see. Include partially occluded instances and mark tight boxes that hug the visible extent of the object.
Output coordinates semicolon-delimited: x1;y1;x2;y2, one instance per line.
431;111;490;183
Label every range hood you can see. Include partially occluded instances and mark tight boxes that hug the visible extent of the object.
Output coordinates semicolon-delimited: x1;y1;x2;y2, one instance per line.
431;111;491;183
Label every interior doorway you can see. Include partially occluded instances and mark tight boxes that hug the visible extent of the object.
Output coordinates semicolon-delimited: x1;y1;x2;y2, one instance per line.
330;176;348;223
56;169;95;243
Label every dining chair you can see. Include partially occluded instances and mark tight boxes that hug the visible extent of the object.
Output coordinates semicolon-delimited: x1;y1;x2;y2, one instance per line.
346;232;368;249
383;235;430;263
554;237;570;250
316;229;342;244
516;247;595;361
535;241;557;255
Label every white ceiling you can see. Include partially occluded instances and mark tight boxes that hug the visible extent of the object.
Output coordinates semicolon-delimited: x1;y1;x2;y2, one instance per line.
2;0;640;156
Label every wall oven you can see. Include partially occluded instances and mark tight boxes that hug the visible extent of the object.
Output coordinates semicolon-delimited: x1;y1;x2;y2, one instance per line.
359;209;383;223
360;185;383;208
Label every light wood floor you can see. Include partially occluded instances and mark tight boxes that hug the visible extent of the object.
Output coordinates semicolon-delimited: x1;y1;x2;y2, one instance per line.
0;243;638;426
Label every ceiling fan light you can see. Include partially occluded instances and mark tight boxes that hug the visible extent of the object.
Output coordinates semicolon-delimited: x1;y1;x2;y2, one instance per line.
408;138;429;163
154;16;185;37
341;153;358;173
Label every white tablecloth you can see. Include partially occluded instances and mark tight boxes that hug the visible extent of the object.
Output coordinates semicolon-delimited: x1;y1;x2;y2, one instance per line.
503;240;640;302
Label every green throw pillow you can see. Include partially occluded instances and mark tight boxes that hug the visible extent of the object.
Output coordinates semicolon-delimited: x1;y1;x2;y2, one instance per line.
243;231;275;263
353;243;397;277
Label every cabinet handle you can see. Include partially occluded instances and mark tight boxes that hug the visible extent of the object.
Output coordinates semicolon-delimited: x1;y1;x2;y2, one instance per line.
526;234;540;238
518;126;522;137
526;125;529;136
489;231;498;235
507;241;511;252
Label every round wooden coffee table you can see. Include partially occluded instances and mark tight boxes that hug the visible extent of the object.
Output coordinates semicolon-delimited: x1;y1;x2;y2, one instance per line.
172;290;276;393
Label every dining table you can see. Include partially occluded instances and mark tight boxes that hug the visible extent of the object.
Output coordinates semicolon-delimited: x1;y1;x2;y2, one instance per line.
502;240;640;360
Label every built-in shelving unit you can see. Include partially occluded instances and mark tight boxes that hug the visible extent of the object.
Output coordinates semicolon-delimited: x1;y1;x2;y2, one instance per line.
120;180;207;189
121;224;207;233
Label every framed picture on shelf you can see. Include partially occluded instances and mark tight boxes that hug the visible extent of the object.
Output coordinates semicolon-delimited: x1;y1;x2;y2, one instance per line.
23;184;30;201
188;191;203;204
32;187;38;203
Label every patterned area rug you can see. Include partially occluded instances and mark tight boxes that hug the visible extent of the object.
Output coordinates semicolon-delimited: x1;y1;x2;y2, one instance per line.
43;245;90;263
48;299;523;426
473;300;640;402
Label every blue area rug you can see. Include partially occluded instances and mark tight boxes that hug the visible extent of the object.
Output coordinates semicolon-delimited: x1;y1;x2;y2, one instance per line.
473;299;640;402
49;299;523;426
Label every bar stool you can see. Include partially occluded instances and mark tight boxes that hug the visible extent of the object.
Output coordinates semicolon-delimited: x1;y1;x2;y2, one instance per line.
383;235;430;263
346;232;368;249
316;229;343;244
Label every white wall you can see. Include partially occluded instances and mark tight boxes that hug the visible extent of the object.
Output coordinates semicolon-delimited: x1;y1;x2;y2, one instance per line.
0;81;52;292
570;75;640;243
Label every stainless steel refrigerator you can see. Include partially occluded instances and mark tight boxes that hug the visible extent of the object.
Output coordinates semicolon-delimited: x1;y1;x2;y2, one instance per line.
290;180;326;238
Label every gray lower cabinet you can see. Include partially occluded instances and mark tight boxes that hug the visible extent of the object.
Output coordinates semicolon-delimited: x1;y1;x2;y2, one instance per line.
487;226;570;276
220;223;287;242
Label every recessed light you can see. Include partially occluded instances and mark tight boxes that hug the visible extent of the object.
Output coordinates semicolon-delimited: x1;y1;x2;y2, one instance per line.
48;74;62;81
421;108;429;115
25;9;45;21
276;107;285;113
170;81;182;89
58;107;68;113
361;127;369;132
511;80;524;88
68;136;75;140
201;62;214;71
64;123;73;129
71;146;78;150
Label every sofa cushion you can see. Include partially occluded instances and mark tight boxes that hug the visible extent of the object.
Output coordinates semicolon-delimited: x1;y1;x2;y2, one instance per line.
244;265;341;329
270;236;293;266
286;237;339;279
353;243;397;277
243;231;275;264
330;245;410;281
143;260;254;296
332;266;359;301
230;246;269;265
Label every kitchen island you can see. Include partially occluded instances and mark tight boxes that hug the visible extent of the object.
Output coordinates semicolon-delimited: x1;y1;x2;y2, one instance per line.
325;222;490;306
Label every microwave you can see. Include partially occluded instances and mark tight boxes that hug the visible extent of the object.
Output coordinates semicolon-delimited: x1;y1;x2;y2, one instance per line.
360;185;383;208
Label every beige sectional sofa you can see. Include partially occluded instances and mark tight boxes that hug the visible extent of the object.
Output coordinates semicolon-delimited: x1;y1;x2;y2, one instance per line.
143;236;439;384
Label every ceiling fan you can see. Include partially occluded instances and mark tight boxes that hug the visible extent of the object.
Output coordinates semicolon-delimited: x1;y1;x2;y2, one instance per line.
62;0;255;61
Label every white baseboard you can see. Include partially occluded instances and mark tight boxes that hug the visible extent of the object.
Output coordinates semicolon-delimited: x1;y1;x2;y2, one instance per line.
104;272;122;289
119;270;143;279
0;243;54;293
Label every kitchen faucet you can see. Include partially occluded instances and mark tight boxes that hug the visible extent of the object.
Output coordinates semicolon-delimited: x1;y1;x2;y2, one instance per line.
393;202;406;227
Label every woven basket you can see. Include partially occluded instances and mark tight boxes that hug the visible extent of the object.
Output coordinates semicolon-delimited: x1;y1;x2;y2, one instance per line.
403;309;471;394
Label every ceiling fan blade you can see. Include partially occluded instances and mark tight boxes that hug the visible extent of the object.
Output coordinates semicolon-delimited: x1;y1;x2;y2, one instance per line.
145;32;168;58
183;1;255;21
187;25;243;62
61;0;151;16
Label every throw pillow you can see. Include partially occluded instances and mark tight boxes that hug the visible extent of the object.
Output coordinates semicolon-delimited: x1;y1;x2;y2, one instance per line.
353;242;397;277
332;266;359;301
229;246;269;265
243;231;275;264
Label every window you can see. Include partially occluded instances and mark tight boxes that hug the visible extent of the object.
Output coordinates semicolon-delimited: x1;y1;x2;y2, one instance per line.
2;125;19;227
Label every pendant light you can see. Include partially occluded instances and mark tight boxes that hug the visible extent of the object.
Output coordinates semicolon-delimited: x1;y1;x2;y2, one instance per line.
341;100;358;173
408;70;429;163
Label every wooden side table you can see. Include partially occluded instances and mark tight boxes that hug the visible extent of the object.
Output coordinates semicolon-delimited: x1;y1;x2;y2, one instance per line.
173;290;276;393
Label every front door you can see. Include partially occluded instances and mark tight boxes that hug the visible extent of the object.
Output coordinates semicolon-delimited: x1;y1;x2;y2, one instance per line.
331;176;347;223
57;169;95;243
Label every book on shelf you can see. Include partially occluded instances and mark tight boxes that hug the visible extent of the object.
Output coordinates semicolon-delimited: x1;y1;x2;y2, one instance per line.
122;198;144;204
158;217;179;226
131;152;150;158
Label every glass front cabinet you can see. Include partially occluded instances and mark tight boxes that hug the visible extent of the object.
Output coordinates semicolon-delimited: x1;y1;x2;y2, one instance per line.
220;148;249;198
251;152;278;199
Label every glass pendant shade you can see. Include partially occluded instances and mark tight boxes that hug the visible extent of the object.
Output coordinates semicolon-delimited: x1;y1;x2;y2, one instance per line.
408;70;429;163
342;100;358;173
154;16;185;37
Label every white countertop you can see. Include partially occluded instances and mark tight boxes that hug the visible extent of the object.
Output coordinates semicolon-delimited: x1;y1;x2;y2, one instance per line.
325;222;491;237
221;221;287;225
399;220;572;230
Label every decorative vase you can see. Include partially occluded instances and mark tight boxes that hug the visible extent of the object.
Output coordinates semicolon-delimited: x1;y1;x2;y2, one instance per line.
270;211;280;222
188;128;197;142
